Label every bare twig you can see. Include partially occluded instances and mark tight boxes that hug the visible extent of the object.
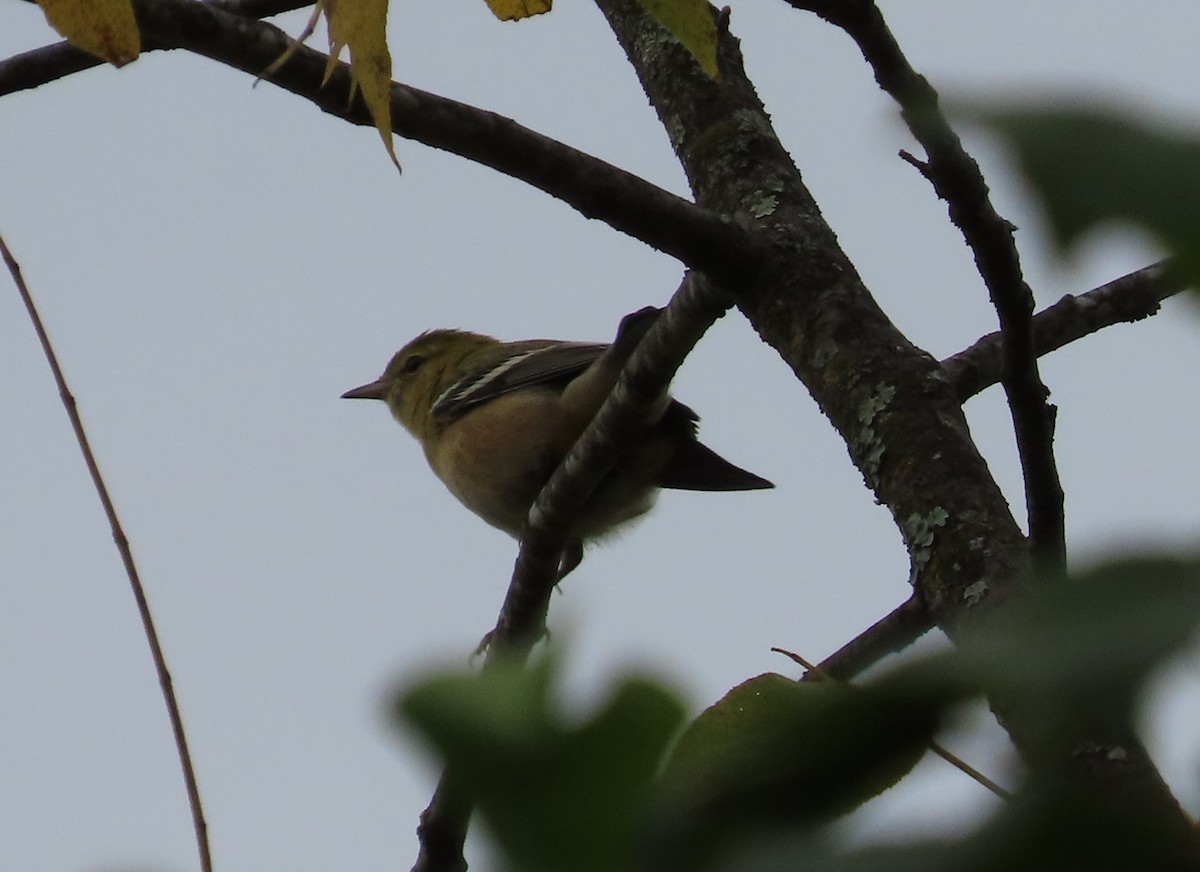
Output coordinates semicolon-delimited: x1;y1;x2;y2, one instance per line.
944;261;1184;402
784;0;1065;571
1;236;212;872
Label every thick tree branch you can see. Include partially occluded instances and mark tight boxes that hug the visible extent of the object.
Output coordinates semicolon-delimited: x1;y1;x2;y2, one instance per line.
799;265;1179;679
593;0;1193;854
598;0;1028;633
1;0;769;287
785;263;1184;685
945;262;1185;402
785;0;1065;570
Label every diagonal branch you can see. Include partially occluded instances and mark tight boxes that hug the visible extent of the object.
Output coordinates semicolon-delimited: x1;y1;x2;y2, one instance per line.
1;0;769;288
785;0;1065;570
412;272;735;872
945;262;1184;402
0;39;101;91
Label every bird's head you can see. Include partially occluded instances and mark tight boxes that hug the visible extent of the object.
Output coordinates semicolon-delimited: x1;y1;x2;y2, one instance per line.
342;329;496;441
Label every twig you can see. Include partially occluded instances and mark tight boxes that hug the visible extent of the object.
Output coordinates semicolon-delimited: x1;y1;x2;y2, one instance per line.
773;648;1013;802
1;235;212;872
811;595;933;681
411;273;735;872
784;0;1066;572
944;261;1184;402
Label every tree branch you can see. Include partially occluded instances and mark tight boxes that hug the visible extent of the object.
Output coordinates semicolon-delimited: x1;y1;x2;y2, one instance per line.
812;595;932;680
0;39;101;91
945;262;1185;402
594;0;1193;851
789;259;1184;684
785;0;1066;570
1;0;769;287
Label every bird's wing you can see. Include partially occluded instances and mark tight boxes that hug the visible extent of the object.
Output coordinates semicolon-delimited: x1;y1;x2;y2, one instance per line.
431;341;608;419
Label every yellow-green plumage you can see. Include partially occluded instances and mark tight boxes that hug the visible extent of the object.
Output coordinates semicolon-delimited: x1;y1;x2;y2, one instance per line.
343;308;772;577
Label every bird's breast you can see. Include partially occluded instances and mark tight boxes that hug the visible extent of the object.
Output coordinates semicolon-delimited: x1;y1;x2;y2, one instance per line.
426;390;579;537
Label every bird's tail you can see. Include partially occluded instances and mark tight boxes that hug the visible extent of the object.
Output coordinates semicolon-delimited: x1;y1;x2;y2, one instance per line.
657;441;774;491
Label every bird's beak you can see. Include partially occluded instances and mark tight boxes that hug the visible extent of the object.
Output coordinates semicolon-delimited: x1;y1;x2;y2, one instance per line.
341;379;390;400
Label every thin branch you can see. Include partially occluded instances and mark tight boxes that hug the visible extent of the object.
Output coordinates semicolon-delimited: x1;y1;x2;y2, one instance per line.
812;595;933;681
1;235;212;872
0;0;768;288
411;273;735;872
944;262;1184;402
785;0;1066;571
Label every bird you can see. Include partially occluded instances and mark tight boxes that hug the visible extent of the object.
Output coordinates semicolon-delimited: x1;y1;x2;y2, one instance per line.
342;307;773;578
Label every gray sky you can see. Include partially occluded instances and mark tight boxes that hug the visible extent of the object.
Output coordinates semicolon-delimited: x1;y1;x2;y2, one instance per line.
3;1;1199;870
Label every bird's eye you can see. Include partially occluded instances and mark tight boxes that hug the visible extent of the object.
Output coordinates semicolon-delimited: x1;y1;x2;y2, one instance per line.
402;354;427;374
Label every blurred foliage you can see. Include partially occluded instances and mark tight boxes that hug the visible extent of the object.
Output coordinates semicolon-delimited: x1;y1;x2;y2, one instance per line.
397;655;685;872
395;556;1200;872
975;107;1200;291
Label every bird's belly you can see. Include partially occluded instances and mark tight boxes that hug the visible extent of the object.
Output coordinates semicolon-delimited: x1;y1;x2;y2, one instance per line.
429;392;578;537
427;390;663;545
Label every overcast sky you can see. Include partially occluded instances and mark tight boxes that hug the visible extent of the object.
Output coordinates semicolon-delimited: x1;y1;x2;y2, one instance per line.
3;2;1199;870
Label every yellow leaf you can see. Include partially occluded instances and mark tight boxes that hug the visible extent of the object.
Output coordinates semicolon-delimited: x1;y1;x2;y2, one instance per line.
38;0;140;66
483;0;552;22
324;0;400;171
635;0;719;79
264;0;399;170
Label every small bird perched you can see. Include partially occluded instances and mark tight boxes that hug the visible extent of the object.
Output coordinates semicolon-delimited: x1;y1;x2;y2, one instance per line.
342;307;772;578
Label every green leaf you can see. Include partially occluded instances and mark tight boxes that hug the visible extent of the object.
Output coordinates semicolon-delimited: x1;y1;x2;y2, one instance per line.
721;782;1193;872
972;107;1200;288
956;557;1200;741
635;0;720;79
655;672;939;861
396;655;685;872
